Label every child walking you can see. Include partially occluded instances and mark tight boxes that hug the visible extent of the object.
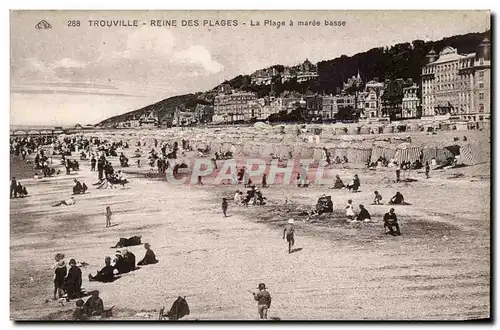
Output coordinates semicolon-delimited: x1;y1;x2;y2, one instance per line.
252;283;272;320
282;219;295;253
105;206;112;227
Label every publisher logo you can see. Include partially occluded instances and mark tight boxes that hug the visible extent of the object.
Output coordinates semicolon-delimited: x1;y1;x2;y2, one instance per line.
35;20;52;30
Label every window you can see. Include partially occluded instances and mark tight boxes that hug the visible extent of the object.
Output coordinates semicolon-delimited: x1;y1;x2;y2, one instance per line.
479;116;484;121
480;58;484;65
479;71;484;78
479;104;484;113
479;82;484;89
479;93;484;100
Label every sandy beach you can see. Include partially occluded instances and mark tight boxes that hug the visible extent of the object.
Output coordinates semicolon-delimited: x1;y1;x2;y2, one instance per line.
10;130;490;320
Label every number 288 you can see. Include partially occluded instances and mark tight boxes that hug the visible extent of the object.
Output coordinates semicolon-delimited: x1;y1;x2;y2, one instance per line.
68;20;80;27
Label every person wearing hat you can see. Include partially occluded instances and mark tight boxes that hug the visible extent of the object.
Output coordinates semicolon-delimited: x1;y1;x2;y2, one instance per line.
113;250;128;274
345;199;355;221
282;219;295;253
222;198;228;217
83;290;104;317
253;283;272;320
88;257;115;283
356;204;371;222
383;208;401;236
52;253;67;300
122;249;136;272
64;259;82;301
72;299;88;321
137;243;158;266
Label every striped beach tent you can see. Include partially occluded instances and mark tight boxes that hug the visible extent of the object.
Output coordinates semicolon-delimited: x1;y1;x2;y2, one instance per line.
347;143;372;164
394;142;422;164
421;141;453;165
459;142;489;166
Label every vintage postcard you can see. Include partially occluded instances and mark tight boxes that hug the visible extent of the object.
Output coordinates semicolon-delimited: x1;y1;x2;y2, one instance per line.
10;10;491;321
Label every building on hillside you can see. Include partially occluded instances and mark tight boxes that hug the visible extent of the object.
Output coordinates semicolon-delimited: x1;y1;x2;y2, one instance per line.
321;95;338;120
305;95;323;120
194;104;214;123
421;37;491;122
250;67;279;85
401;84;421;119
343;70;363;92
139;111;158;127
361;80;384;119
74;124;82;130
212;91;257;123
172;108;195;126
123;114;140;128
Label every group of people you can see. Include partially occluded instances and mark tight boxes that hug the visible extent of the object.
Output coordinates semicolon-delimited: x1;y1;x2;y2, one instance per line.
233;186;267;207
10;177;28;199
331;174;361;192
52;254;83;301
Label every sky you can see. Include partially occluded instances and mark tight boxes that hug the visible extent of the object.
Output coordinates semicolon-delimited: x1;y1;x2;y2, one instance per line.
10;10;490;126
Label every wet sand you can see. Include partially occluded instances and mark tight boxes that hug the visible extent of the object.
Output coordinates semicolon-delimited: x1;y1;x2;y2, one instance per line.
10;132;490;320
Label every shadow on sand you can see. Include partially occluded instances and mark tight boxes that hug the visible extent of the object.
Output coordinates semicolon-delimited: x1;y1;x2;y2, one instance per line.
290;247;303;254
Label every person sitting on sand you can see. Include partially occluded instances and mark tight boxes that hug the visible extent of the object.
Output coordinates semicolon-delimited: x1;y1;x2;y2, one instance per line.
83;290;104;317
52;197;76;207
383;208;401;236
356;204;371;222
373;191;383;205
137;243;158;266
16;182;28;197
64;259;82;301
389;192;405;205
113;251;128;274
345;199;355;221
333;175;345;189
346;174;360;192
88;257;115;283
73;299;88;321
73;179;88;195
123;249;136;271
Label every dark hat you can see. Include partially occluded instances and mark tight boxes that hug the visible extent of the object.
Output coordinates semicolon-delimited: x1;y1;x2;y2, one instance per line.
258;283;266;290
69;259;76;265
76;299;84;307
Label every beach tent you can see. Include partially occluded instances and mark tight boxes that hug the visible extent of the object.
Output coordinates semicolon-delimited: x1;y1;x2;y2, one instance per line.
359;126;370;135
346;143;373;164
394;142;422;164
421;141;453;165
382;125;394;134
459;142;489;166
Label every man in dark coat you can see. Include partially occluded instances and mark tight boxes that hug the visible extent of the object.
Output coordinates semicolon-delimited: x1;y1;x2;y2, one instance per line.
10;176;17;199
64;259;82;301
384;208;401;236
122;249;136;272
84;290;104;317
89;257;115;282
137;243;158;266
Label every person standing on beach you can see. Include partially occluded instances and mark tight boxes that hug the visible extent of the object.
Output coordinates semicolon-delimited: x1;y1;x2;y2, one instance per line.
283;219;295;253
252;283;271;320
97;158;104;180
105;206;112;227
425;161;430;179
10;176;17;199
91;155;96;172
396;167;401;183
53;253;67;300
222;198;228;217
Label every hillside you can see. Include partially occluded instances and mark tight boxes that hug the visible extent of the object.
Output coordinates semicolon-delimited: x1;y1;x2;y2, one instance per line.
97;30;490;127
